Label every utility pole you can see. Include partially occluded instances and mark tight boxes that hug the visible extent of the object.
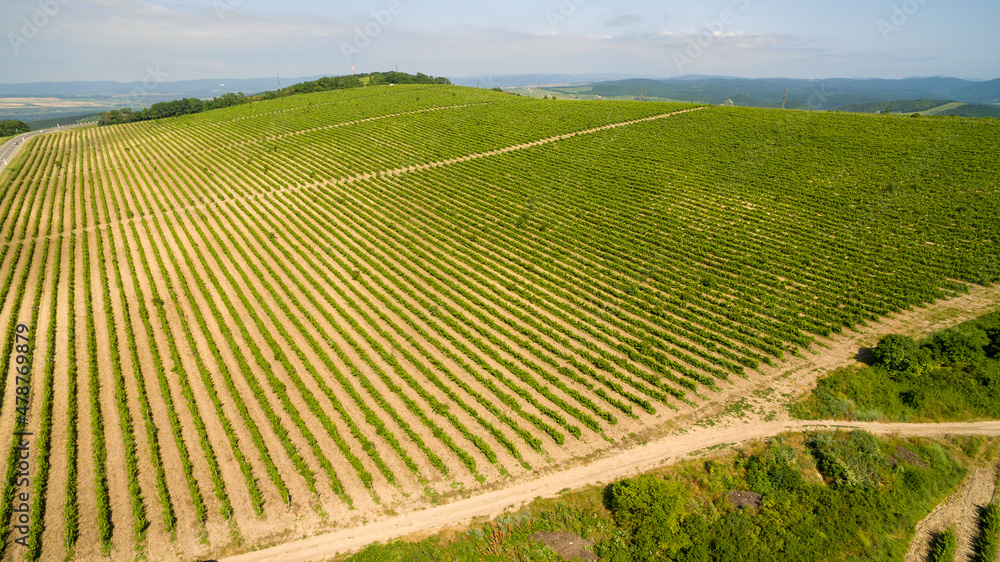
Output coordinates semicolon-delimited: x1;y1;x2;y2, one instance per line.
781;86;788;109
640;89;644;102
277;74;283;93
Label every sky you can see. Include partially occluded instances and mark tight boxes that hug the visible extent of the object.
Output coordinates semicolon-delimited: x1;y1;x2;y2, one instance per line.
1;0;998;84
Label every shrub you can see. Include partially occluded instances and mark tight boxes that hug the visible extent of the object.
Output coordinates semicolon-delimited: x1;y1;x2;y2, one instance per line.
973;503;999;562
925;327;990;366
871;335;931;376
607;475;694;560
808;431;890;488
928;529;957;562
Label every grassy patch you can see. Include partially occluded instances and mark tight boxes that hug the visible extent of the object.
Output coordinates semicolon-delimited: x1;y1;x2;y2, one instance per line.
343;432;969;561
793;311;1000;422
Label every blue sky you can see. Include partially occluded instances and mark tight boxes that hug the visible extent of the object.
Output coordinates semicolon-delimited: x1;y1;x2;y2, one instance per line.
1;0;997;83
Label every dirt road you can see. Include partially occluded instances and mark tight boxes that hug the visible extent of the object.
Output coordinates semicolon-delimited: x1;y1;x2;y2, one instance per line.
221;419;1000;562
905;464;999;562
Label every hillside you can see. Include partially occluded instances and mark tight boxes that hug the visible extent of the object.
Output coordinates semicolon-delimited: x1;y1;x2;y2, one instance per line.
565;77;1000;110
0;85;998;560
836;99;953;114
835;100;1000;118
941;104;1000;118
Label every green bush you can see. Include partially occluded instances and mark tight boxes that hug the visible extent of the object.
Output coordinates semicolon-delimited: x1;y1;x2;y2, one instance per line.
973;503;999;562
871;334;932;377
928;529;957;562
606;475;694;560
808;431;890;488
746;445;805;495
925;327;990;366
0;119;29;136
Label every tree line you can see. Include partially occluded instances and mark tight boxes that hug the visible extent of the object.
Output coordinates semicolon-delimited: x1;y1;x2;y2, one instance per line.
0;120;31;136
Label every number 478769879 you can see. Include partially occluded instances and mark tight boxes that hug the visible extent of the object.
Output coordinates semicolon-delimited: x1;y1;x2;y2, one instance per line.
14;324;31;426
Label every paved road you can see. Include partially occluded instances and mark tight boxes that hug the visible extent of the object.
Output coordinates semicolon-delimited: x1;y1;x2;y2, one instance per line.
0;123;93;174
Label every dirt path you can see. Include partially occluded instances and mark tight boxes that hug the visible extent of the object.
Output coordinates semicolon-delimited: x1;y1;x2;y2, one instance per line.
905;464;999;562
221;419;1000;562
0;107;707;252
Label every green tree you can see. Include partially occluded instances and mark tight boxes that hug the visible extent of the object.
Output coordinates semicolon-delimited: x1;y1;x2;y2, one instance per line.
608;475;693;560
986;328;1000;358
925;328;990;365
871;335;931;376
0;120;31;136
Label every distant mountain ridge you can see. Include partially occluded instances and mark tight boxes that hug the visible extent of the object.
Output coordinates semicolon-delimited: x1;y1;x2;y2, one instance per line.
0;76;326;98
449;73;657;89
833;99;1000;118
578;77;1000;111
4;74;999;123
6;75;998;107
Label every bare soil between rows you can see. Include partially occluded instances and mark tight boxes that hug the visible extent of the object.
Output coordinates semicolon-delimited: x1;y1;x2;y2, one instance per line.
220;284;1000;562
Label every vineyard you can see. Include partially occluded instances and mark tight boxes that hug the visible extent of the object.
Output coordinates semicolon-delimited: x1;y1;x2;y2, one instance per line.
0;83;997;559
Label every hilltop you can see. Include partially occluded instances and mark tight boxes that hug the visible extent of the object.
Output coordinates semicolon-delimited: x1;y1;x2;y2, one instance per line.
96;71;450;125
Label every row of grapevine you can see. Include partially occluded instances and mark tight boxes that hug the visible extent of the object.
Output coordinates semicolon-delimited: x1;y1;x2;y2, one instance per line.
24;132;72;560
240;197;540;458
95;126;218;527
0;134;58;557
111;85;664;488
144;112;536;476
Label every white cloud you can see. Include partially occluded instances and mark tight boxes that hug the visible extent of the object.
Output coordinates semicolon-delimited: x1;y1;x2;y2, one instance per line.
606;14;643;28
1;0;995;82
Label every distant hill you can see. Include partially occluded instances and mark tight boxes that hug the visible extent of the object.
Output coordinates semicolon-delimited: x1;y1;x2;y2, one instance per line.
7;74;1000;121
26;113;102;128
0;72;445;123
0;76;324;99
449;73;650;89
836;99;1000;118
581;77;1000;111
944;104;1000;118
836;100;953;114
96;71;451;126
